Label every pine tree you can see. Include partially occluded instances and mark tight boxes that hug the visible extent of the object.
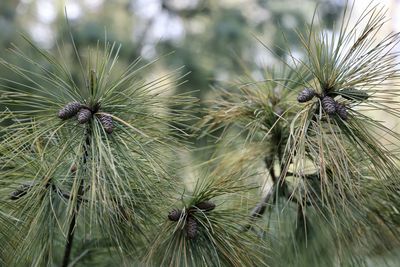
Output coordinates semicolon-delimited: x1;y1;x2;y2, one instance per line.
0;2;400;267
200;3;400;266
0;37;197;265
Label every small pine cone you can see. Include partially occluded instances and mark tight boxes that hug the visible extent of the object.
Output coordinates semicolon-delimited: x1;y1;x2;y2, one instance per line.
195;201;216;212
186;216;198;239
10;181;34;200
97;114;114;134
321;96;336;114
168;209;182;221
335;102;348;120
297;88;316;103
77;108;92;124
58;102;82;120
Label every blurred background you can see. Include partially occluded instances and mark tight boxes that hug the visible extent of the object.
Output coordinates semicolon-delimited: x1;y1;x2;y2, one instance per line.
0;0;399;135
0;0;348;95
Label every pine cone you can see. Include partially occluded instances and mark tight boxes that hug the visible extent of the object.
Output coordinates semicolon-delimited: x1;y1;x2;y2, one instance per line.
168;209;182;221
58;102;82;120
321;96;336;114
297;88;316;103
195;201;216;212
10;181;34;200
77;108;92;124
186;216;198;239
335;102;348;120
97;114;114;134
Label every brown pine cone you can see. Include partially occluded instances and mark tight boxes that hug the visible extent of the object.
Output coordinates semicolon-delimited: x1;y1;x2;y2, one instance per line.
297;88;316;103
335;102;348;120
97;114;114;134
77;108;92;124
58;102;82;120
168;209;182;221
186;216;198;239
321;96;336;114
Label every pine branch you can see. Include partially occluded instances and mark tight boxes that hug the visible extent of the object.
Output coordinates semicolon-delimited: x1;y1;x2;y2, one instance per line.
61;126;91;267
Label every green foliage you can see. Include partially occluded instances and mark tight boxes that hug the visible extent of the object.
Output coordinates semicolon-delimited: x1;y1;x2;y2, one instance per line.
0;34;196;265
146;170;267;267
201;3;400;266
0;1;400;267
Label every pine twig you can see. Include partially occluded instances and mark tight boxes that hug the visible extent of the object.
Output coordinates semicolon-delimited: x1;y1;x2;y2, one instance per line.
250;186;275;219
244;153;311;231
61;126;91;267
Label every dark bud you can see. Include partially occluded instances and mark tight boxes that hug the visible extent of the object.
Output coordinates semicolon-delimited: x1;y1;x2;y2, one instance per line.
186;216;198;239
297;88;316;103
264;155;273;169
77;108;93;124
58;102;82;120
321;96;336;114
335;102;348;120
97;114;114;134
195;201;216;212
168;209;182;221
10;181;34;200
70;164;77;173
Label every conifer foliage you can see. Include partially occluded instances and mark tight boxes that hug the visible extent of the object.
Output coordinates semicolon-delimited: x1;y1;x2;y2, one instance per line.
0;2;400;267
0;37;196;265
201;3;400;266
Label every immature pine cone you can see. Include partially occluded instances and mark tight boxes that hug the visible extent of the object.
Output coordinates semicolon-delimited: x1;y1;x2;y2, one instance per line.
321;96;336;114
58;102;82;120
335;102;348;120
297;88;316;103
195;201;216;212
97;114;114;134
186;216;198;239
77;108;92;124
168;209;182;221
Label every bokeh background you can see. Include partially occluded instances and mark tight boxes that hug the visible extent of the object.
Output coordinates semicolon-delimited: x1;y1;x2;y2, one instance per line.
0;0;351;99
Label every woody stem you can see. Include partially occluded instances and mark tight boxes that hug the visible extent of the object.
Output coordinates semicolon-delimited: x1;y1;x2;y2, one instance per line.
61;126;91;267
